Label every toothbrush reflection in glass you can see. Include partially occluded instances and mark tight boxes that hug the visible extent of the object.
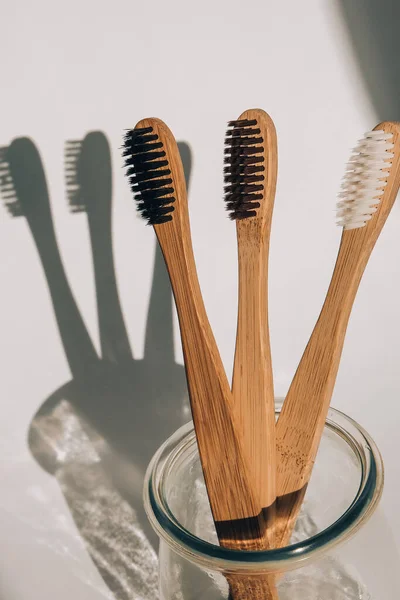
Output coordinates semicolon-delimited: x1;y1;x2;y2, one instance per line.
276;122;400;547
224;108;277;545
122;118;269;552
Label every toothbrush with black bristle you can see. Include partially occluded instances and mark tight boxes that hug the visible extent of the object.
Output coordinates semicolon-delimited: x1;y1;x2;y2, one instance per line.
0;138;98;380
275;121;400;547
224;108;278;547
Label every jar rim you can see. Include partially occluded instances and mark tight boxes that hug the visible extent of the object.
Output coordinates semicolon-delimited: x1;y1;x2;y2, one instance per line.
144;404;384;572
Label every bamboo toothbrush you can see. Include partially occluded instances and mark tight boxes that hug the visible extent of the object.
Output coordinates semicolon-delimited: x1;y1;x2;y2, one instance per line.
64;132;133;364
275;121;400;547
224;109;277;544
122;117;269;551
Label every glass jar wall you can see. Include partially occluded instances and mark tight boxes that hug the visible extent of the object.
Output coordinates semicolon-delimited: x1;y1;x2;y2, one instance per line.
144;403;395;599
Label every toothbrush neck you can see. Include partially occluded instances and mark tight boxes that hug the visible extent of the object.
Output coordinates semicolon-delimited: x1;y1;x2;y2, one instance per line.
319;228;374;337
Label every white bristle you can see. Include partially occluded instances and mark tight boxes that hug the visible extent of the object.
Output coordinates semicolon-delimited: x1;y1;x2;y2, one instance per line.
336;129;394;230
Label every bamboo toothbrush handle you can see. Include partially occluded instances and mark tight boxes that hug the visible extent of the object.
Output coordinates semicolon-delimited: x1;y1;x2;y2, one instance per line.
229;108;278;525
228;575;279;600
233;228;275;515
274;218;396;545
274;227;373;548
155;224;264;539
157;224;280;599
276;234;364;494
276;219;390;497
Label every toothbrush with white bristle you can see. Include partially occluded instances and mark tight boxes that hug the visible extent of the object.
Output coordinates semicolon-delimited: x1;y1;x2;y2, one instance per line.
275;122;400;548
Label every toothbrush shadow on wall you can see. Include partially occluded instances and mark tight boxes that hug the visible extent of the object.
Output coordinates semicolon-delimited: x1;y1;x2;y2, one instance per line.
0;134;192;600
337;0;400;119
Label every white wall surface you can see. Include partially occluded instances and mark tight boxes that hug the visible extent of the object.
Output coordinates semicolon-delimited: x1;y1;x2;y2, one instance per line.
0;1;399;598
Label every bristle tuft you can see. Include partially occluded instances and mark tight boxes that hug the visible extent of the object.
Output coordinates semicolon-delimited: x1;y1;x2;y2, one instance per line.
337;129;394;230
122;127;175;225
224;119;265;220
0;147;22;217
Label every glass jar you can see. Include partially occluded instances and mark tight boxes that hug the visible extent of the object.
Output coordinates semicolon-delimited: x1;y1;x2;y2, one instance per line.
144;402;393;600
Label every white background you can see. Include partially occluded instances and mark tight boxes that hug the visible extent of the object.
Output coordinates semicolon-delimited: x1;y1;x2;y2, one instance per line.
0;1;399;598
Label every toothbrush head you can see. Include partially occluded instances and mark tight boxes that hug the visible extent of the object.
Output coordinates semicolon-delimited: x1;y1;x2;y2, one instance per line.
123;119;181;226
224;116;265;220
337;127;396;230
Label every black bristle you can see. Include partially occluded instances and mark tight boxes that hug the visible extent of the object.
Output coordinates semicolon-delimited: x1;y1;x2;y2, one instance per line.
224;145;262;156
225;136;264;147
224;154;264;166
128;141;163;155
223;119;265;220
126;126;153;137
227;119;257;127
129;167;171;181
226;127;261;137
128;150;166;164
131;134;159;144
133;177;173;192
122;126;175;225
224;174;264;185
